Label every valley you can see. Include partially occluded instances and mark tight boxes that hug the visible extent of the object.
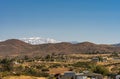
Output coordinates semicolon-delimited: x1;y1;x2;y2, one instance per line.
0;39;120;79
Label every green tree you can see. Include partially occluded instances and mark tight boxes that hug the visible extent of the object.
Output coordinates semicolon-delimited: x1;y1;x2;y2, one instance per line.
0;58;13;71
92;65;109;76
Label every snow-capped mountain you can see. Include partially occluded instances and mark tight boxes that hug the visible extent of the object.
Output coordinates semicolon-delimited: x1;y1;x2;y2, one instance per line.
20;37;61;45
70;41;80;44
112;43;120;47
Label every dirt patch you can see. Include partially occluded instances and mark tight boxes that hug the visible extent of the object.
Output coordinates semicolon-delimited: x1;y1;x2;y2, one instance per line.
49;67;69;74
3;75;46;79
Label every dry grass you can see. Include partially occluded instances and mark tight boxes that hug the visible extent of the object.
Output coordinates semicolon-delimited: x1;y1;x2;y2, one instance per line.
70;54;110;58
3;75;46;79
49;67;69;74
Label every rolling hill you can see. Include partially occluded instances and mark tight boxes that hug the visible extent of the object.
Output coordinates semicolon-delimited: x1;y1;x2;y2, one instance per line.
0;39;120;56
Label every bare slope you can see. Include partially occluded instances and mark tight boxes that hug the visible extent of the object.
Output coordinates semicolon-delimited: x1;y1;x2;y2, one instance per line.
0;39;120;56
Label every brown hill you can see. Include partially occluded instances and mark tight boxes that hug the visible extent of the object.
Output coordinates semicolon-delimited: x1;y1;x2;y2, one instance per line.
0;39;120;56
0;39;33;56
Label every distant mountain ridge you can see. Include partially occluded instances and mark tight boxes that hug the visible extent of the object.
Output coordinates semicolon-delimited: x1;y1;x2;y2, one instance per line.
113;43;120;47
0;39;120;56
1;37;119;46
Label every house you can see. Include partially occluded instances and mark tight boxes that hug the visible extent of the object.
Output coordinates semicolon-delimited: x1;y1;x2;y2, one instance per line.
61;71;103;79
61;71;76;79
102;57;108;62
76;72;103;79
91;57;108;62
13;61;20;65
116;75;120;79
91;57;100;62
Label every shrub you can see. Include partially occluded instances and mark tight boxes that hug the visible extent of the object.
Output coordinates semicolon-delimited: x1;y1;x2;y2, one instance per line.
41;67;49;72
49;63;61;68
0;58;13;71
72;62;90;68
92;65;109;76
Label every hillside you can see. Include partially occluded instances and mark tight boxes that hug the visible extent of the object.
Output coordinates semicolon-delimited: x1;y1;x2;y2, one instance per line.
0;39;120;56
0;39;33;56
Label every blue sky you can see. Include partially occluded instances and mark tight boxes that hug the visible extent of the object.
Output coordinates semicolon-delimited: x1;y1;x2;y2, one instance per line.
0;0;120;44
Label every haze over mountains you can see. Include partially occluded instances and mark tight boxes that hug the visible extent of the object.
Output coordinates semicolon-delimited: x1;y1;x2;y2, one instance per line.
0;38;120;56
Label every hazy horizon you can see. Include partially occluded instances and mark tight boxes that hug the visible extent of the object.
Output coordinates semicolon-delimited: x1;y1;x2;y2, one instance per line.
1;0;120;44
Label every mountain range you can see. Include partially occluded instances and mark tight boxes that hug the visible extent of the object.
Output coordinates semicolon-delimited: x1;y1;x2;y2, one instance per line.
0;37;120;46
0;39;120;57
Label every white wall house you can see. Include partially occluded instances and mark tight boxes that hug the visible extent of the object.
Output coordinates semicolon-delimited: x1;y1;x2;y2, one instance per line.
116;75;120;79
61;71;103;79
